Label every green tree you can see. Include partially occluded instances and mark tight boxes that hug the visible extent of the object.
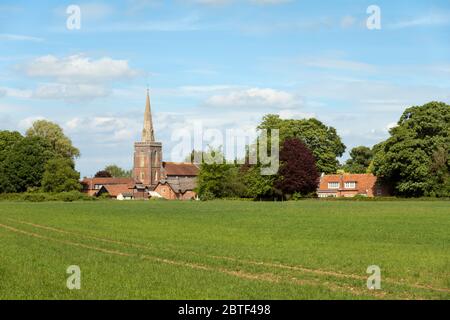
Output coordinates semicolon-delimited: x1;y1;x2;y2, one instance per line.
196;148;246;199
42;158;81;193
104;164;132;178
95;170;112;178
0;136;54;193
373;101;450;197
0;131;23;164
257;115;345;173
343;146;373;173
184;150;206;163
26;120;80;160
242;165;276;200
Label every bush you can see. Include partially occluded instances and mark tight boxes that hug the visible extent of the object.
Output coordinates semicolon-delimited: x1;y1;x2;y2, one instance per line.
0;191;95;202
55;191;93;202
97;193;112;200
199;190;215;201
21;192;52;202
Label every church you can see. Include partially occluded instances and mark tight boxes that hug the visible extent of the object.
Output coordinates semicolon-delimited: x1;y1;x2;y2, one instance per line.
82;91;199;200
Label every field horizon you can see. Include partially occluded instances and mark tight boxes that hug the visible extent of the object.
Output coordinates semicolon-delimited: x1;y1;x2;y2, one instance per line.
0;200;449;300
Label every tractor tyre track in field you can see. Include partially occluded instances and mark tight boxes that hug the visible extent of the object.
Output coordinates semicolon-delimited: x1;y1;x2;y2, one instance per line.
2;218;448;298
1;221;378;298
0;220;388;299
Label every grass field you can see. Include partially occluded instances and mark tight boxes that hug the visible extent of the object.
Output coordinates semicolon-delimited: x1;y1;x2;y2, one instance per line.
0;200;449;300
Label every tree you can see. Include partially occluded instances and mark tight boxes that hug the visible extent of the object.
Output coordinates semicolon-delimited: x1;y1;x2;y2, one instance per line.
94;170;112;178
373;101;450;197
242;165;276;200
104;165;131;178
42;158;81;193
0;131;23;164
0;136;54;193
276;138;319;197
26;120;80;160
257;115;345;173
184;150;206;163
195;148;246;199
343;146;373;173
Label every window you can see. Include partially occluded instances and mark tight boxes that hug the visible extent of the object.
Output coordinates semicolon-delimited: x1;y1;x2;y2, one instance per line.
328;182;339;189
344;182;356;189
94;184;102;190
318;193;336;198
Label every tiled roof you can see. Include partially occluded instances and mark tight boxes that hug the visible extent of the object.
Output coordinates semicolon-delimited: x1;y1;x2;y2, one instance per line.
318;174;378;194
159;177;197;194
102;184;133;197
163;162;199;177
82;177;136;190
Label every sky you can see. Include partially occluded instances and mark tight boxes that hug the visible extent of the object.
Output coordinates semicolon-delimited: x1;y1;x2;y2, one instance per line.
0;0;449;177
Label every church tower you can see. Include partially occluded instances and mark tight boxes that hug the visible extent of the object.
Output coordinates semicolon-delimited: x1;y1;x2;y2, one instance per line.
133;90;162;187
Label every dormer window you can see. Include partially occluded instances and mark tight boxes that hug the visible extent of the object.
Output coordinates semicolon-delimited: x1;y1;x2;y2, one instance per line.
328;182;339;189
344;182;356;189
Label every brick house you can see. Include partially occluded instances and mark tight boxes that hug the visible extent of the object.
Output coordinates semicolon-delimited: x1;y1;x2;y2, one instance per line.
96;184;134;200
154;178;198;200
317;173;390;198
152;162;199;200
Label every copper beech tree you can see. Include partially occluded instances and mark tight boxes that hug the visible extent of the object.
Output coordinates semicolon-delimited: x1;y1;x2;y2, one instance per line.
276;138;320;197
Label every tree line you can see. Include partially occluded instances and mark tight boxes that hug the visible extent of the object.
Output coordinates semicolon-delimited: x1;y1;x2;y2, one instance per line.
0;120;132;196
0;101;448;199
196;101;450;199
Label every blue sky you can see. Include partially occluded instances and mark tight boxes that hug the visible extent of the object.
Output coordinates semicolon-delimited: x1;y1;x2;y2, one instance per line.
0;0;449;177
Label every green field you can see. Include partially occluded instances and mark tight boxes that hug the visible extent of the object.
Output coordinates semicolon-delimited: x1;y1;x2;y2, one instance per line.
0;200;449;300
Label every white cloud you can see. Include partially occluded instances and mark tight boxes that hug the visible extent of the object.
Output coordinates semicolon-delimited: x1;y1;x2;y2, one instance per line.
205;87;302;109
386;122;398;131
189;0;232;5
249;0;291;5
65;116;137;143
0;87;32;99
32;83;109;101
278;109;314;120
390;12;450;29
15;54;140;101
0;33;43;42
340;15;356;28
54;3;113;20
185;0;290;5
302;57;376;73
23;54;138;83
18;116;46;130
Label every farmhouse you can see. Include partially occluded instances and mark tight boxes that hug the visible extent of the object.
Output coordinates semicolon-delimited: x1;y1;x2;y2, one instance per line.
317;173;390;198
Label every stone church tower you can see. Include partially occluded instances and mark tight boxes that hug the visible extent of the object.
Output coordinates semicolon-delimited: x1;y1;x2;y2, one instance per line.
133;90;162;187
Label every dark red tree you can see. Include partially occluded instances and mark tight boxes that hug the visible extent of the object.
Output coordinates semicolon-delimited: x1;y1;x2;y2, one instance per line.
276;138;320;196
94;170;112;178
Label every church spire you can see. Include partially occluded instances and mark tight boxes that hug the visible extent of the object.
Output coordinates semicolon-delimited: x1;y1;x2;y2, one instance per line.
142;89;155;142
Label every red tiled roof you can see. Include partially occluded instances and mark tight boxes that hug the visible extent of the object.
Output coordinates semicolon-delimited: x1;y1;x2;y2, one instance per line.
163;162;199;176
318;174;378;194
81;177;136;190
102;184;133;197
